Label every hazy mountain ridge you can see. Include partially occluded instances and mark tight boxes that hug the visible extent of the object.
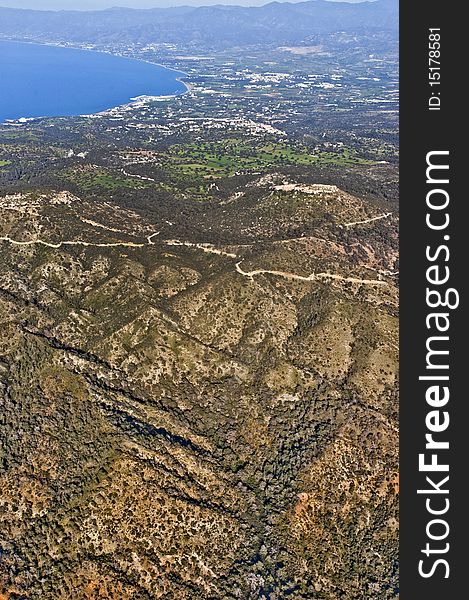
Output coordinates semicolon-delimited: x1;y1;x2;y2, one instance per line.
0;0;398;46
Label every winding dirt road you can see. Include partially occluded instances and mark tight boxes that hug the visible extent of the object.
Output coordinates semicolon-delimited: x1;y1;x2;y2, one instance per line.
235;261;387;286
343;212;392;228
0;235;146;249
1;234;388;286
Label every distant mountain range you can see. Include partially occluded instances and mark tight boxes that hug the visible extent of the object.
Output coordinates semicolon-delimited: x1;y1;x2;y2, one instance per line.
0;0;398;47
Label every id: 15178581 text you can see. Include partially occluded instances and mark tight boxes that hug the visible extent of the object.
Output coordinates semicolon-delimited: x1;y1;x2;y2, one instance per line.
428;28;441;111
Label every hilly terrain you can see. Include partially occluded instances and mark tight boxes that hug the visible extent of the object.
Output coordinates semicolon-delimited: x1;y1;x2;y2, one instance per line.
0;177;398;599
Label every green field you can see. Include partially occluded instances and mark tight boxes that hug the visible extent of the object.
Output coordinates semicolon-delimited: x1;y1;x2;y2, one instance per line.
165;140;376;178
59;167;155;191
52;140;376;198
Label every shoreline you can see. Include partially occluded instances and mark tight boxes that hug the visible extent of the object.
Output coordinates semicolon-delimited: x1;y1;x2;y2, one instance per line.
0;38;191;125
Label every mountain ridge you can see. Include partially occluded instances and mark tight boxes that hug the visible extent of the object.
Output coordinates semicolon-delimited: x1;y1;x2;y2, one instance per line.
0;0;398;47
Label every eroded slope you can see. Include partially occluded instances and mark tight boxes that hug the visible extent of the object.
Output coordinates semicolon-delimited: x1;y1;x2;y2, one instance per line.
0;180;398;599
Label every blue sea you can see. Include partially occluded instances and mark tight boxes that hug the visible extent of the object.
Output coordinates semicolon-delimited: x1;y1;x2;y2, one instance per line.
0;41;187;122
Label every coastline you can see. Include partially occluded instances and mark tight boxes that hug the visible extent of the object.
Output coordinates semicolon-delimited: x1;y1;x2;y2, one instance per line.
79;85;191;120
0;38;191;124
